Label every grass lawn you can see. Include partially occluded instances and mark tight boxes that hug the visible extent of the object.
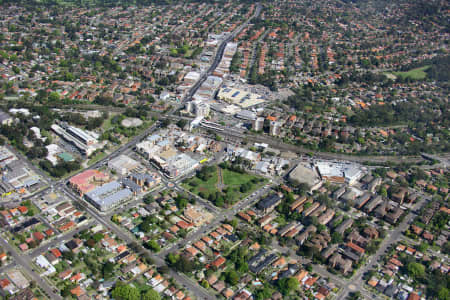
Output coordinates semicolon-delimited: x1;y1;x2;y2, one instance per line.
183;166;267;206
222;168;258;186
87;151;107;165
183;170;218;196
34;224;48;232
132;278;152;293
102;115;115;131
134;121;154;137
24;202;40;216
391;66;429;80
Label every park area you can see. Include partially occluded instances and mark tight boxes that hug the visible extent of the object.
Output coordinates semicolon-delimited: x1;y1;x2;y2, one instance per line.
183;164;267;208
390;66;430;81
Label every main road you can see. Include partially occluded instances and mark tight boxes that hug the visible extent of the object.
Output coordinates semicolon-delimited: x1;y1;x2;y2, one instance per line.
61;185;215;300
183;3;262;103
7;6;265;299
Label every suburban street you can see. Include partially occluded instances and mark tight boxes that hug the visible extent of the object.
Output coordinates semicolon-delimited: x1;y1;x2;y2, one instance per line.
0;1;448;300
0;236;62;300
158;180;275;258
0;7;266;299
337;195;431;299
60;185;215;300
28;221;95;259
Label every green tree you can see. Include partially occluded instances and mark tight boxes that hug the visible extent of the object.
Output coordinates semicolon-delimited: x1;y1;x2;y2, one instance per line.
176;119;187;129
160;118;171;128
438;287;449;300
175;197;188;209
144;194;154;204
111;282;140;300
380;186;388;197
102;261;114;278
112;214;120;223
140;220;151;233
173;255;197;273
166;253;179;265
407;262;425;279
200;279;209;289
147;240;161;252
236;259;248;273
225;270;239;286
92;233;104;243
417;243;429;253
254;284;273;300
347;291;361;300
277;277;298;295
61;284;76;297
48;91;60;102
331;231;343;244
142;288;161;300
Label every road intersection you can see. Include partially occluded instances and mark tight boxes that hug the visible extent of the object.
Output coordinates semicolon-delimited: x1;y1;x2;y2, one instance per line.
0;6;263;300
0;2;444;299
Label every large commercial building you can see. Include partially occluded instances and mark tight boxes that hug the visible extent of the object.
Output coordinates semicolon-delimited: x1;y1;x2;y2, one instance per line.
186;100;210;117
136;140;200;179
128;173;161;191
51;123;105;156
183;71;201;84
252;117;264;131
315;161;365;185
214;43;238;77
269;121;282;136
85;181;133;212
69;170;110;195
163;153;199;179
2;160;40;190
217;87;265;108
0;147;16;167
223;42;238;58
108;155;140;176
288;163;323;192
235;110;256;121
193;75;223;101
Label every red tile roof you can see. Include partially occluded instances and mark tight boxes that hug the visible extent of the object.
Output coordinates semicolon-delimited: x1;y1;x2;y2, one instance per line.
211;256;226;268
33;231;45;241
407;292;420;300
50;248;62;258
347;242;365;254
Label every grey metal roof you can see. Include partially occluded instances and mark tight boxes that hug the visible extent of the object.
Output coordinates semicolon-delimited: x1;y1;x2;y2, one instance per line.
86;181;121;199
0;110;12;122
257;194;281;210
85;181;132;209
96;188;132;208
122;178;141;193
